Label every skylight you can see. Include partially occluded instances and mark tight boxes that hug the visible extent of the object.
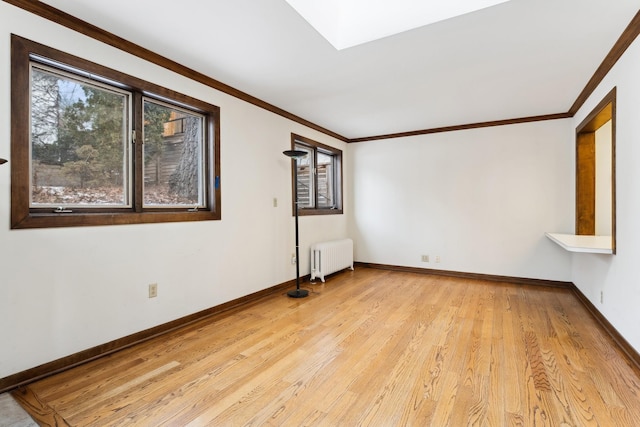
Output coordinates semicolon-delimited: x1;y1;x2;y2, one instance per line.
284;0;512;50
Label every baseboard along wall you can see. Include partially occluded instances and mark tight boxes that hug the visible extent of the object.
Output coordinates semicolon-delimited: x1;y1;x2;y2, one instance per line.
2;264;638;392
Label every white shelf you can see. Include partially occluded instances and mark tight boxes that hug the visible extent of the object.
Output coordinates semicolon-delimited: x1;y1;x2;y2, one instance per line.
545;232;613;254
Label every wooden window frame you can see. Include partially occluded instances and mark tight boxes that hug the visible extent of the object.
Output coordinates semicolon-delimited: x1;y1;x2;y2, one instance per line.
575;87;616;253
290;134;343;216
11;35;221;229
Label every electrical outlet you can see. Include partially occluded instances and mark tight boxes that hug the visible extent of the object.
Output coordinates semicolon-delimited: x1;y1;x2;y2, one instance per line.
291;254;297;265
273;197;278;207
600;291;603;304
149;283;158;298
435;256;441;263
421;255;429;262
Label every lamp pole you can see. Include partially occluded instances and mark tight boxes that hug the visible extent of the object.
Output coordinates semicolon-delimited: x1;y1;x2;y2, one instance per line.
283;149;308;298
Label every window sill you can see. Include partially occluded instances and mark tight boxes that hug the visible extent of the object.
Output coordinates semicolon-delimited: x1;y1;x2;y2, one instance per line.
298;208;343;216
12;210;220;229
545;232;613;254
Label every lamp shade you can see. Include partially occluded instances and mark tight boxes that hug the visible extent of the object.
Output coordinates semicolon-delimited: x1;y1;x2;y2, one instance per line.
283;150;307;159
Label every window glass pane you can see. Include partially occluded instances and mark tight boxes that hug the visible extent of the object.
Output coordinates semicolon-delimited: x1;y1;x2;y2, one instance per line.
30;66;130;207
294;144;314;208
143;99;205;207
317;150;335;208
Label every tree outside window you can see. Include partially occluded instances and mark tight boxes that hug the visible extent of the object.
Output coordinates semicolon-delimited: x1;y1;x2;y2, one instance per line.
11;35;220;229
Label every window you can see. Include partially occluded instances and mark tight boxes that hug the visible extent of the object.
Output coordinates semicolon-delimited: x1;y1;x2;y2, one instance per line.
290;134;342;215
11;35;220;228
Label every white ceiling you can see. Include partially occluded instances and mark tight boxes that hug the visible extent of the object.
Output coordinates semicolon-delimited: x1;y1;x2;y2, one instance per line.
41;0;640;140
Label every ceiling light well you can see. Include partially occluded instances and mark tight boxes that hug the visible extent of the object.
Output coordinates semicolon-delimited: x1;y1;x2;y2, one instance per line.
284;0;512;50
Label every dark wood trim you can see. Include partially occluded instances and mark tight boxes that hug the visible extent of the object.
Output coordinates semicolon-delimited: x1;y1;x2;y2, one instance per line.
0;277;308;394
568;10;640;116
9;32;29;228
576;87;617;133
2;0;348;143
11;34;222;229
290;133;344;216
355;262;573;289
570;284;640;374
292;134;343;157
575;87;616;252
296;208;344;216
348;113;572;143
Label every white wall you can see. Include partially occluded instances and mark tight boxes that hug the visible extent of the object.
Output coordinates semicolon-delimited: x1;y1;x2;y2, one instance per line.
595;120;613;235
0;3;348;378
348;119;574;281
572;36;640;354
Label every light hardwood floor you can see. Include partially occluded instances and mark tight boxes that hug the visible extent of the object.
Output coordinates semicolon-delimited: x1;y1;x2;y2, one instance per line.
12;268;640;426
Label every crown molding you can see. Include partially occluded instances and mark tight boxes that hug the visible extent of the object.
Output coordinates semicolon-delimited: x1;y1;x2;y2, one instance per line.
348;112;572;143
3;1;639;143
568;10;640;116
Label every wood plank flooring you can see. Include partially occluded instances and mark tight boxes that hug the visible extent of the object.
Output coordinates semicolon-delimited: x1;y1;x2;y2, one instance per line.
12;268;640;426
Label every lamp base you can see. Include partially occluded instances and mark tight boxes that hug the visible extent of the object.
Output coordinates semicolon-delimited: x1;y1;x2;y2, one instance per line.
287;289;309;298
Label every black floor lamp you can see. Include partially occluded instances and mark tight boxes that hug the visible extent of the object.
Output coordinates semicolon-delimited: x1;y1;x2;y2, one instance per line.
283;149;308;298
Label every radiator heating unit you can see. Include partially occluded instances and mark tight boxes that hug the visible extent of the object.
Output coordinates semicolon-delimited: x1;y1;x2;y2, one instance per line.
310;238;354;282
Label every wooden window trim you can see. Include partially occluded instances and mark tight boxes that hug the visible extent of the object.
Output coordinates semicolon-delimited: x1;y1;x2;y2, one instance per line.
575;87;616;253
10;35;221;229
290;134;343;216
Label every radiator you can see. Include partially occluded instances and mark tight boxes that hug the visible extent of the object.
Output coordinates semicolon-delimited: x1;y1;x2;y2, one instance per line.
310;238;354;282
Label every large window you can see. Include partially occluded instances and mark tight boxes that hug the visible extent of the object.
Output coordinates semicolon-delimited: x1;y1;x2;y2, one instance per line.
11;35;220;228
290;134;342;215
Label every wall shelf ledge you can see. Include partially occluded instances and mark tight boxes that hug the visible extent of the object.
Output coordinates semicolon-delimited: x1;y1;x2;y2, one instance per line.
545;232;613;254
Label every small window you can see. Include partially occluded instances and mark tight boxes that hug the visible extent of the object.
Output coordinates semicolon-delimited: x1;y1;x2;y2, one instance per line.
290;134;343;215
11;35;221;228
